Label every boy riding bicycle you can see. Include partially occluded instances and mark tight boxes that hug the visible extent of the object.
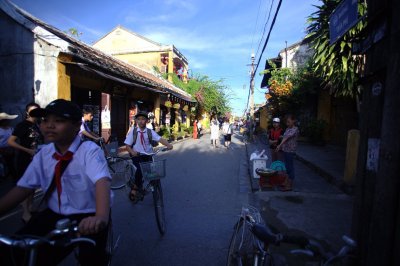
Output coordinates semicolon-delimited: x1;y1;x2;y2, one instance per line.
124;111;172;202
0;99;112;266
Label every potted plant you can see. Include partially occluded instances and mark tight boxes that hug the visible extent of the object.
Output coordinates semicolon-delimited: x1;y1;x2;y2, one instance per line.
183;105;189;112
164;101;172;108
173;103;181;109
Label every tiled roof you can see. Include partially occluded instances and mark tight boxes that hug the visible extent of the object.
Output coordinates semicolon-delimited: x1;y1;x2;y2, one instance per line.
3;0;194;102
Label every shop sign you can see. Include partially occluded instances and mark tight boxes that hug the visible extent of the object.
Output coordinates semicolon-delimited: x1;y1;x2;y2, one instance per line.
329;0;359;44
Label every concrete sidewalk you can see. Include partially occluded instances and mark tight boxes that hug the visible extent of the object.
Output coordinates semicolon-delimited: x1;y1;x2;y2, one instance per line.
243;133;354;263
296;141;346;190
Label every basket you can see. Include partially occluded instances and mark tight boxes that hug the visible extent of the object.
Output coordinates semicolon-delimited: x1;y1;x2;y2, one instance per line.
255;168;278;178
139;160;166;180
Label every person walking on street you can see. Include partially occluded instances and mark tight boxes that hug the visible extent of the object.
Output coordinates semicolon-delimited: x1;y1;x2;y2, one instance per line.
0;112;18;179
269;117;284;162
197;119;202;138
124;111;173;202
210;115;219;148
222;118;233;149
7;103;43;223
0;99;112;265
79;108;102;142
193;119;198;139
276;114;299;191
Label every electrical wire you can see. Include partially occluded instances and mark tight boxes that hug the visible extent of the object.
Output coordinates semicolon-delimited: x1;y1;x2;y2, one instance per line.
255;0;275;59
254;0;283;75
251;0;263;51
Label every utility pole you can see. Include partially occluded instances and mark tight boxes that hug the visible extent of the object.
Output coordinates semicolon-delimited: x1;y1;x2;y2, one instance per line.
249;53;256;141
285;40;288;68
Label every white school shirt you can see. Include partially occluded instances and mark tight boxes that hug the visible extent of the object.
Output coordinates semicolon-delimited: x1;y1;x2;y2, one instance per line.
124;127;161;154
17;135;113;215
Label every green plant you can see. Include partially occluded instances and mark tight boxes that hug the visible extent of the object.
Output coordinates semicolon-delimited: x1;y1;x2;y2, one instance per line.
306;0;367;97
304;118;327;144
158;126;170;139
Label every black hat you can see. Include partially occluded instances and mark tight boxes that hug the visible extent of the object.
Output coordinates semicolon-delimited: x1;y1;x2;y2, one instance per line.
135;111;148;119
30;99;82;121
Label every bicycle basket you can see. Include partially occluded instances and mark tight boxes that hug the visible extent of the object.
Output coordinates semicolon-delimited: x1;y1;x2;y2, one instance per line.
139;160;166;180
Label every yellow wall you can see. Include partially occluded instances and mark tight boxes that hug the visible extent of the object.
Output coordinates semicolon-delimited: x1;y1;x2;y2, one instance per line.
113;52;163;72
93;27;160;53
259;107;269;131
57;55;72;100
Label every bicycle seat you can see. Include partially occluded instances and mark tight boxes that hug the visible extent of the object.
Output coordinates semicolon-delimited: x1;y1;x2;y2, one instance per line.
251;223;281;245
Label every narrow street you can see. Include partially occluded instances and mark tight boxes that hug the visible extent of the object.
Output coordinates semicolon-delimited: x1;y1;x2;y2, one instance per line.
107;133;249;266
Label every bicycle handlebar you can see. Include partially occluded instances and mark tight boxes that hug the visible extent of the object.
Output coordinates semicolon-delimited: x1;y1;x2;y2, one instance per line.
0;218;96;250
137;147;169;157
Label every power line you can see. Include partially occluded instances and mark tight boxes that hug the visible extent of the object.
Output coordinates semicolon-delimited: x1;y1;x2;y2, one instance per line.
255;0;275;59
251;0;263;51
254;0;283;75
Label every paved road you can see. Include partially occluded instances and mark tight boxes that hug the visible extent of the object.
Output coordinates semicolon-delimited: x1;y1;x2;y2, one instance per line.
110;133;249;266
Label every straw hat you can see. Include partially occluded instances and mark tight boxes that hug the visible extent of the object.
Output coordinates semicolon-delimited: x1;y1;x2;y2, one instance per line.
0;112;18;121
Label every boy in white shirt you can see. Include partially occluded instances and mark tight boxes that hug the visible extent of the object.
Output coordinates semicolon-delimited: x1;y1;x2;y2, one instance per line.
0;99;111;265
124;111;172;202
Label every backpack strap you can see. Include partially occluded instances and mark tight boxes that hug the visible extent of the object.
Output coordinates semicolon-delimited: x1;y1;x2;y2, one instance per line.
146;128;153;143
131;127;153;146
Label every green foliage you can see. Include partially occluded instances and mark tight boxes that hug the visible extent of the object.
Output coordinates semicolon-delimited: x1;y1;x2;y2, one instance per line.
306;0;367;98
266;60;321;117
65;28;82;39
158;126;170;139
168;73;232;116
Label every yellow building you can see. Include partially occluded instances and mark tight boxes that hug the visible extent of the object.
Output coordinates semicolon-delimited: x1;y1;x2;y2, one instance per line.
93;25;189;82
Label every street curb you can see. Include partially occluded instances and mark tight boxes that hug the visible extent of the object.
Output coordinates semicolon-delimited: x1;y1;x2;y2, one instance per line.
295;154;354;195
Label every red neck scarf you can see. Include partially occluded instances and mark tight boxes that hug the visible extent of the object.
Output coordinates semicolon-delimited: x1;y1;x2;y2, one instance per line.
52;151;73;210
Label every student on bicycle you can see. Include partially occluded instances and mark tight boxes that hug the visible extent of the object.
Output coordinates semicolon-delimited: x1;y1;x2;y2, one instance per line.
0;99;112;266
79;108;102;142
124;111;172;201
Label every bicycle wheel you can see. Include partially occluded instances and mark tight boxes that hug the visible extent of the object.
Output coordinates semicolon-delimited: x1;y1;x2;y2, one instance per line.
105;217;121;266
152;180;166;235
227;218;260;266
108;158;135;190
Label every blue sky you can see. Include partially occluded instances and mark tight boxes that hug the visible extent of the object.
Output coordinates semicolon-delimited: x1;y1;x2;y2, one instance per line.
12;0;319;116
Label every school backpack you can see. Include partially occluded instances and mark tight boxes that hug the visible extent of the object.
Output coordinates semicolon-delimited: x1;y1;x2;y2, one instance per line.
131;127;159;147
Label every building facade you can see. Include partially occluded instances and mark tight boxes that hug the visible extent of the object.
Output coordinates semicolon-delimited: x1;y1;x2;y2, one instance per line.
93;26;189;83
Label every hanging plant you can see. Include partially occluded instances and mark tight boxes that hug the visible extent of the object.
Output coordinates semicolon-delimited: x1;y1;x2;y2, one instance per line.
164;101;172;108
183;105;189;111
191;107;196;112
173;103;181;109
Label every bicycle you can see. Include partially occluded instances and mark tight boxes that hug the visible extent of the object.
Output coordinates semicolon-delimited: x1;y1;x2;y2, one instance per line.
227;206;357;266
98;139;137;190
130;148;168;235
0;218;95;266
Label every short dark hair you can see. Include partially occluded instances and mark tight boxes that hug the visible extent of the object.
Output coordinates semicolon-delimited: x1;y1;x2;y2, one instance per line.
26;102;40;112
285;114;296;121
82;108;93;115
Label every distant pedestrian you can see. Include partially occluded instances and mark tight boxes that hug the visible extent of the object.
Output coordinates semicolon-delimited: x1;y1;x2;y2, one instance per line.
7;103;43;223
276;114;299;191
222;118;233;149
210;115;219;148
269;117;284;162
193;120;198;139
0;112;18;178
197;119;202;138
